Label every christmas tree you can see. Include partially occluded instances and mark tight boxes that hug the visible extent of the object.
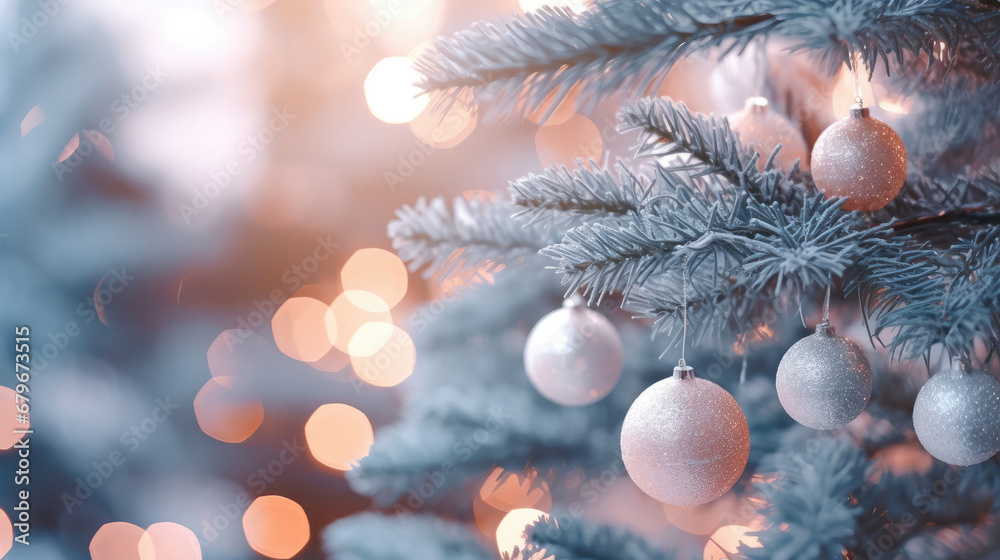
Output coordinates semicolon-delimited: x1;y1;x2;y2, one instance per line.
326;1;1000;559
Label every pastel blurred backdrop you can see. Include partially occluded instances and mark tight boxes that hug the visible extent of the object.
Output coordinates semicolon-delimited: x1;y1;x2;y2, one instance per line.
0;0;911;558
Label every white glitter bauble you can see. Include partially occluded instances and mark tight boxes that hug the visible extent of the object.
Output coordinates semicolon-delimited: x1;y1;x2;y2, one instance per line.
811;104;907;211
523;297;623;406
728;97;810;173
775;322;873;430
621;365;750;505
913;365;1000;466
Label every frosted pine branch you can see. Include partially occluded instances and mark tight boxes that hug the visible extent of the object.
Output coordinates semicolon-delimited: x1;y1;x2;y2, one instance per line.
414;0;998;120
618;97;798;206
325;513;490;560
508;162;655;227
388;195;559;278
513;514;681;560
540;165;748;302
845;226;1000;362
885;172;1000;220
747;439;871;560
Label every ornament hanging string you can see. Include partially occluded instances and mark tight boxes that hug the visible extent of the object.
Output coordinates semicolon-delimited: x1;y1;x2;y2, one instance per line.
850;50;864;106
823;283;832;325
680;254;688;368
754;40;768;99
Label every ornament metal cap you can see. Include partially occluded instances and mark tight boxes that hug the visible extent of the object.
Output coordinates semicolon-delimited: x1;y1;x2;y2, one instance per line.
673;363;695;380
849;103;870;119
815;321;836;337
954;357;973;375
745;96;769;115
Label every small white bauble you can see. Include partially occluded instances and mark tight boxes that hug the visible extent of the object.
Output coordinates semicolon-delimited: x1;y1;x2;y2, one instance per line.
913;364;1000;466
523;297;623;406
775;322;873;430
728;97;810;173
621;364;750;506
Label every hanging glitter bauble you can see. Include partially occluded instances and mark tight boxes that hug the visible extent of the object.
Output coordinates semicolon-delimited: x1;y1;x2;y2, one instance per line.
810;104;907;211
728;97;810;173
775;322;873;430
621;364;750;506
523;297;623;406
913;364;1000;466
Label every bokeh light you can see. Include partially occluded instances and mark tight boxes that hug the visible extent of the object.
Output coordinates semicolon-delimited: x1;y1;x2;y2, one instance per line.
704;525;762;559
525;85;581;126
83;130;116;162
409;92;478;148
327;290;392;354
0;386;28;450
872;442;935;477
496;508;549;557
58;133;80;163
194;378;264;444
364;57;429;124
349;324;416;387
308;348;352;375
0;509;11;557
207;330;243;386
93;269;124;327
663;491;736;535
304;403;374;470
90;522;147;560
138;522;202;560
57;130;115;164
473;467;552;537
273;297;337;362
347;322;396;358
534;114;602;167
242;495;310;559
20;104;44;137
341;248;408;308
268;287;353;374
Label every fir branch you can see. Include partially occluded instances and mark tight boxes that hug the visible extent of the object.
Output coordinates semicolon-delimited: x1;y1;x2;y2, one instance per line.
541;219;680;302
388;195;559;278
324;512;490;560
861;462;1000;558
746;439;871;560
540;165;749;302
846;228;1000;362
742;195;890;295
625;195;888;346
894;79;1000;174
626;263;771;347
508;161;655;227
844;240;949;361
415;0;997;120
513;514;682;560
884;172;1000;219
415;1;773;121
892;210;1000;231
617;97;798;206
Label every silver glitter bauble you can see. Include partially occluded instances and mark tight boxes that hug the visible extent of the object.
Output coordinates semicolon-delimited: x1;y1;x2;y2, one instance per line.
811;104;907;211
524;297;623;406
728;97;810;173
775;323;873;430
621;365;750;505
913;365;1000;466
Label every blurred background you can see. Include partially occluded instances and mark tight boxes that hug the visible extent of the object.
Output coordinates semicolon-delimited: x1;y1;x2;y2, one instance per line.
0;0;915;558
